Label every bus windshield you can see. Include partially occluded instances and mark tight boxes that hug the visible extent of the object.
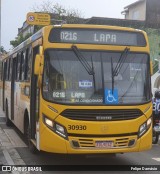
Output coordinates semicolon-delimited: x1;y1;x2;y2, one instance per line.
43;49;150;105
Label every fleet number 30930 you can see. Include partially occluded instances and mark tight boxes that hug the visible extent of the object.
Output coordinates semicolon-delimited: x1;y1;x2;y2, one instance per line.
68;125;87;130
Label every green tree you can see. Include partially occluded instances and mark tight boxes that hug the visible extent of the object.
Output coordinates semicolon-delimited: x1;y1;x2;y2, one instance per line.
10;33;32;48
32;1;84;24
10;1;84;48
10;34;23;48
0;46;7;54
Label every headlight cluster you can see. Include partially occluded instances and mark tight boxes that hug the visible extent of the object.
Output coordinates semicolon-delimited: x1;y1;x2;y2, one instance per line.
138;117;152;138
43;115;68;139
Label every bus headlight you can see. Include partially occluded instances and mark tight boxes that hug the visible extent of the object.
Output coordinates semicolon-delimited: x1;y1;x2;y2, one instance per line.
44;117;54;127
55;123;67;138
43;115;68;139
138;118;152;138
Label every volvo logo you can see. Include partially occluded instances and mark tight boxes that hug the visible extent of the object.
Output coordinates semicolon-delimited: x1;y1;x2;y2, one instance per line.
96;116;112;120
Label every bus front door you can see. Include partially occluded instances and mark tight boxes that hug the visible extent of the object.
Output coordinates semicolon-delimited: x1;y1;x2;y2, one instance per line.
30;47;40;141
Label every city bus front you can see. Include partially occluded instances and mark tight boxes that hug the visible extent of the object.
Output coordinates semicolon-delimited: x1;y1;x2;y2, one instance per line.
39;25;152;154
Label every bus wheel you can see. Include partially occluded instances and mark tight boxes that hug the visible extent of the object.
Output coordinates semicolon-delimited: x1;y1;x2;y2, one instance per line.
24;120;38;154
5;102;12;127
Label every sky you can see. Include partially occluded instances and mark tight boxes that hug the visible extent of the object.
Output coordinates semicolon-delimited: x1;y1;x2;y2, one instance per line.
2;0;137;51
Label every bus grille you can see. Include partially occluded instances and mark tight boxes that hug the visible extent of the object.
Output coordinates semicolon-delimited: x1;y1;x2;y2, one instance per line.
79;139;94;148
71;138;135;148
114;138;129;147
60;109;143;121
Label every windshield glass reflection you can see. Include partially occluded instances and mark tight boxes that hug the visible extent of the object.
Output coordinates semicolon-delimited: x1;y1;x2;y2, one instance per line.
43;50;150;105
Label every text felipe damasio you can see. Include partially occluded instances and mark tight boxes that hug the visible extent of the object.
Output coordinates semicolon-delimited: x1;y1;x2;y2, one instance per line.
131;166;158;171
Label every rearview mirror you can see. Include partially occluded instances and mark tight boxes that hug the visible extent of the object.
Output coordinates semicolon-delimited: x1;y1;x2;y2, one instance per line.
34;54;41;75
150;61;153;76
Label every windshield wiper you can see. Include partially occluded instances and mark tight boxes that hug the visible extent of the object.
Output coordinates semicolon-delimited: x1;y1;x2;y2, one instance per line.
113;47;130;77
111;57;114;94
111;47;130;94
71;45;94;75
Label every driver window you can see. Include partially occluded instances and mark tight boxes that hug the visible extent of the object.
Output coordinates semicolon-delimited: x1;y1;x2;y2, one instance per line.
43;57;66;91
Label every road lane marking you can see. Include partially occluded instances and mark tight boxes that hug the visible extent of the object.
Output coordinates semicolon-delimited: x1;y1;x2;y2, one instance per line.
152;158;160;162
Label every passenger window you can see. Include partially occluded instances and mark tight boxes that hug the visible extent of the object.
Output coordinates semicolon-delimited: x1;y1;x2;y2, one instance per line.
21;52;25;81
8;59;11;81
9;58;13;81
6;59;10;81
24;48;31;81
0;61;2;81
15;56;18;81
4;61;7;80
26;48;32;81
17;54;21;81
5;60;8;81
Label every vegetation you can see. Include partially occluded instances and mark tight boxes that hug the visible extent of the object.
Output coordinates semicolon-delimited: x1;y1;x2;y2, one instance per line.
0;46;7;54
10;33;33;48
32;1;83;24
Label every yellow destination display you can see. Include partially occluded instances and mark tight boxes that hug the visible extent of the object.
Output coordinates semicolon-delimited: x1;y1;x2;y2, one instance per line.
27;12;51;25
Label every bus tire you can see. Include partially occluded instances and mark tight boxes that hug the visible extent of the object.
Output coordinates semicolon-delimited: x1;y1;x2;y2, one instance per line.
24;117;38;154
5;101;12;127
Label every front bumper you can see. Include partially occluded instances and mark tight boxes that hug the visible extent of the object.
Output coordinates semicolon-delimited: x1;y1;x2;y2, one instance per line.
40;125;152;154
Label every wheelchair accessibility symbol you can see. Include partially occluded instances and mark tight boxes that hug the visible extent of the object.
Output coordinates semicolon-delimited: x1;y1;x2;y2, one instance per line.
105;89;118;104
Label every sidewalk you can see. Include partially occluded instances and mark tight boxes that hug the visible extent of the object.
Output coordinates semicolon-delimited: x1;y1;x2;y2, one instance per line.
0;106;30;174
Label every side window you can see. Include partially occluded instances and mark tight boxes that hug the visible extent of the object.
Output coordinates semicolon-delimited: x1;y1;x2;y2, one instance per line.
1;62;3;81
17;53;21;81
21;52;25;81
6;59;10;81
9;58;13;81
5;60;8;80
8;59;11;81
25;47;32;81
24;48;28;80
4;61;7;81
14;56;18;81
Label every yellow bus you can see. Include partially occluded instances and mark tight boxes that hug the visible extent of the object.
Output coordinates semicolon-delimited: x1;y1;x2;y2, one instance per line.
1;24;152;154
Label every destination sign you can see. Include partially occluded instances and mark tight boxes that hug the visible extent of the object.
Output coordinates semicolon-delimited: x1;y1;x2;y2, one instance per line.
49;28;146;46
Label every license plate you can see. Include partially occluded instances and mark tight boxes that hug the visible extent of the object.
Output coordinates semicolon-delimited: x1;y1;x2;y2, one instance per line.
154;126;160;132
95;141;113;148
